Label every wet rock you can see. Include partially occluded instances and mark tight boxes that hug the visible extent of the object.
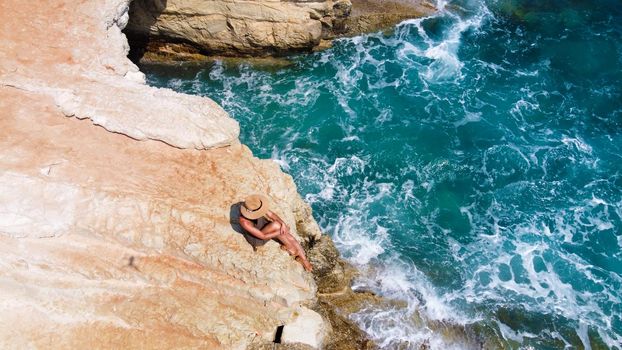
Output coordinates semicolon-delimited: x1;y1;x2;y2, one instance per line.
308;236;351;294
305;235;381;349
313;298;376;350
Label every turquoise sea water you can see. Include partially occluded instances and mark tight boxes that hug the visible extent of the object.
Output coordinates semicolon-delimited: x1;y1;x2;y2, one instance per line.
140;0;622;348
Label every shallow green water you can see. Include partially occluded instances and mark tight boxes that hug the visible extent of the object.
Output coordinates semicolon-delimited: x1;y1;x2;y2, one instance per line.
141;0;622;347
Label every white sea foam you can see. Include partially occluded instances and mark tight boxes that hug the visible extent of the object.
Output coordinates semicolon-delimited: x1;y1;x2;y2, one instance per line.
350;255;470;348
497;320;534;343
454;111;482;126
562;136;593;154
452;203;622;347
395;1;491;83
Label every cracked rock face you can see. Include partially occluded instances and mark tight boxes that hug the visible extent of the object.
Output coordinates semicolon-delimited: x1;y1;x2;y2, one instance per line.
0;0;327;348
0;0;239;150
125;0;352;56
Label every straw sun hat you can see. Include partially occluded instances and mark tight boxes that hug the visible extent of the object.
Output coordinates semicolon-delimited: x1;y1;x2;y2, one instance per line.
240;194;270;220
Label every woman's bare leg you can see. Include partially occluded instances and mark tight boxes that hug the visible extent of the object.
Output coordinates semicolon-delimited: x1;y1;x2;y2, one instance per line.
260;221;281;237
262;222;297;255
280;245;296;255
283;234;312;272
295;256;312;272
262;223;312;271
295;249;312;272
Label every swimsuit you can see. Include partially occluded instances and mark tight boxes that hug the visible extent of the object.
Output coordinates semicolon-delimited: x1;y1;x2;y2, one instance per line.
251;217;270;230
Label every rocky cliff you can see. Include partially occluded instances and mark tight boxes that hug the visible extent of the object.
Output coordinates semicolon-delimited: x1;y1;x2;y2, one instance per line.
123;0;436;61
0;0;357;348
125;0;352;57
344;0;436;37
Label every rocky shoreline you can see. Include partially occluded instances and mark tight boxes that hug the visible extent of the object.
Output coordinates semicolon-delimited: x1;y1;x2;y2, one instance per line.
123;0;437;64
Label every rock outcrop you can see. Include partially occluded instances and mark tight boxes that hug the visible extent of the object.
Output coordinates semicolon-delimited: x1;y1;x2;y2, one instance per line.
125;0;352;58
123;0;437;62
344;0;437;37
0;1;238;149
0;0;357;348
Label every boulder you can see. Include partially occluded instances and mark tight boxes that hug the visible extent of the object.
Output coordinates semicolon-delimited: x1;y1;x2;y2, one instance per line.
125;0;353;57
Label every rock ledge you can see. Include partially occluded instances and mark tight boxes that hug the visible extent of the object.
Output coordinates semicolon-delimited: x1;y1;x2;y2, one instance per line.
123;0;437;62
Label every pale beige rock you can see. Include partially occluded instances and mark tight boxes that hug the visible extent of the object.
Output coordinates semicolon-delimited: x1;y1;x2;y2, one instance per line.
0;0;326;348
281;306;326;348
0;0;238;150
125;0;352;55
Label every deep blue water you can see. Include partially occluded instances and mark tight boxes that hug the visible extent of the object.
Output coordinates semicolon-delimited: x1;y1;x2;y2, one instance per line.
141;0;622;348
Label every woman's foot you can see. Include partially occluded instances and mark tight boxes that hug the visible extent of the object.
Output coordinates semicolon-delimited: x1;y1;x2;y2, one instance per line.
296;256;313;272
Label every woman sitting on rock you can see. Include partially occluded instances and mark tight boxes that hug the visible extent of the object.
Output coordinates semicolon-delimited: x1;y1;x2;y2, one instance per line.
239;194;313;272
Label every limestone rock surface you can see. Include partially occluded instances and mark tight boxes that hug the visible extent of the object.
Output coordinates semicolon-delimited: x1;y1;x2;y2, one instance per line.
0;0;327;348
125;0;352;56
0;0;238;150
344;0;437;36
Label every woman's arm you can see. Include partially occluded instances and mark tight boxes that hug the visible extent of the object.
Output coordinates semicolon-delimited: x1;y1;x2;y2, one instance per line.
239;217;280;240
